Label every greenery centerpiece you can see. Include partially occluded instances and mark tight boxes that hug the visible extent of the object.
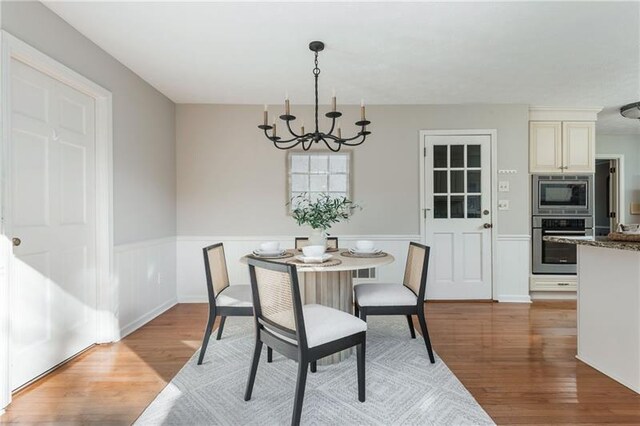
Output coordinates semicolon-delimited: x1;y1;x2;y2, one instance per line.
290;194;360;246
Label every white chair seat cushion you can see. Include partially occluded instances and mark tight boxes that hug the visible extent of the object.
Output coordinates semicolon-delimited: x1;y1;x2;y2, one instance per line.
216;285;253;308
303;304;367;348
354;283;418;307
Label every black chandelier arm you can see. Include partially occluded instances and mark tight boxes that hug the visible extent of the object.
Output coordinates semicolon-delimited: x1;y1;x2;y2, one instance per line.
319;135;344;152
271;139;305;150
284;119;304;139
336;133;367;147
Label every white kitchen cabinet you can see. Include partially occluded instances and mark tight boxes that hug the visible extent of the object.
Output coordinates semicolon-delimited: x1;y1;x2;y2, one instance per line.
529;121;595;174
562;121;595;173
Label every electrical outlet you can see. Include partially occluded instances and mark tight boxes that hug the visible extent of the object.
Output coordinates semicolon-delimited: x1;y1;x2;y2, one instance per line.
498;200;510;210
498;181;510;192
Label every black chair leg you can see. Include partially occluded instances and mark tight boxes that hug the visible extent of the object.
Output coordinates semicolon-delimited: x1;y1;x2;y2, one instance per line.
354;304;359;318
406;315;416;339
417;310;435;364
244;339;263;401
361;310;367;323
310;361;317;373
216;316;227;340
357;340;366;402
197;311;216;365
267;347;273;363
291;360;309;426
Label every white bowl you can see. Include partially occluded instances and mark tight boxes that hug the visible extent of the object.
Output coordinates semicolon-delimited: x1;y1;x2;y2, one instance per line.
260;241;280;252
355;240;375;252
302;245;326;257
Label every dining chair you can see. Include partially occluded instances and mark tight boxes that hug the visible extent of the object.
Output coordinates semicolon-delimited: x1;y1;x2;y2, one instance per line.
244;257;367;426
353;242;435;364
198;243;273;365
295;236;339;250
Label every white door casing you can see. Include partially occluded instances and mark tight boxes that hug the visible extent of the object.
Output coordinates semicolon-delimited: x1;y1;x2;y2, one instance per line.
9;58;97;390
421;133;493;300
1;31;113;408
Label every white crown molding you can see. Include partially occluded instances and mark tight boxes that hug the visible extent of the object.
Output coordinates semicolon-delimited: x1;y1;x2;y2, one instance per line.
529;106;603;122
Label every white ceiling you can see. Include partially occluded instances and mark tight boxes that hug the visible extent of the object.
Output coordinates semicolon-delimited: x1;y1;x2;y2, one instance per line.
44;1;640;134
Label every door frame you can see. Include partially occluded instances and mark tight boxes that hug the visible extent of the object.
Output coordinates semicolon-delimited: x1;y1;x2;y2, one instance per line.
0;31;114;409
595;153;625;230
419;129;498;300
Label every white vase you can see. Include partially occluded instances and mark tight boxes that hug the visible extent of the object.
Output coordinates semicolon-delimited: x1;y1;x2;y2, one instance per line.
308;228;327;246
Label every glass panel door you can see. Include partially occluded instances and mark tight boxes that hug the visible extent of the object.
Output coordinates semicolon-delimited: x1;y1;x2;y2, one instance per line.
432;144;482;219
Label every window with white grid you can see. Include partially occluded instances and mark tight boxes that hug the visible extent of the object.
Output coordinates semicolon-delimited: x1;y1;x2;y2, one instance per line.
288;152;351;211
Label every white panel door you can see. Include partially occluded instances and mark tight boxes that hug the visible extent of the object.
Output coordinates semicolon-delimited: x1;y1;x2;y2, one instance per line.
563;121;595;173
9;59;97;390
424;135;492;299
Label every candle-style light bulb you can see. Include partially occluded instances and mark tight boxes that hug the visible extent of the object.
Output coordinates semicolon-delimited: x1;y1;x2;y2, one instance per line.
360;99;366;121
301;120;305;135
263;104;268;126
285;92;290;115
331;88;337;112
272;120;277;137
337;120;342;139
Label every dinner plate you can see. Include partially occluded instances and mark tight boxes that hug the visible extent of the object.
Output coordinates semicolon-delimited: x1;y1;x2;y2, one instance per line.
295;254;333;264
253;249;286;257
349;248;382;254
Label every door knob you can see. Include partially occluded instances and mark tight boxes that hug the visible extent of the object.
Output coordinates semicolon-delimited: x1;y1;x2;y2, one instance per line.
483;223;493;229
12;237;21;247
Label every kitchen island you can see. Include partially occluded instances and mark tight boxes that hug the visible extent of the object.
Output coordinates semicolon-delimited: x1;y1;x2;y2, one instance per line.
545;236;640;393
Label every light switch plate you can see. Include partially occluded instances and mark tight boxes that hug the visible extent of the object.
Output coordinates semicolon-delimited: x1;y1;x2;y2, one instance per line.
498;181;510;192
498;200;510;210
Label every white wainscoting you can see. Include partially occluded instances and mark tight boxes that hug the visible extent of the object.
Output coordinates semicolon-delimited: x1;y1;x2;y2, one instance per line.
177;235;421;303
114;237;177;339
495;235;532;303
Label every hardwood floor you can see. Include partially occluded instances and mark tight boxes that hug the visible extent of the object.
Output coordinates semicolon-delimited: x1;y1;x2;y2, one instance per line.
2;301;640;424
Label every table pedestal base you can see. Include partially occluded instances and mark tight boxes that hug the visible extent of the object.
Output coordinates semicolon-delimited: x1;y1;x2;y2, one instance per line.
298;270;354;365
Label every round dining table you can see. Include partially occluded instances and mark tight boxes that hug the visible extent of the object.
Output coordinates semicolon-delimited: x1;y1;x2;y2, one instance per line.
240;249;395;364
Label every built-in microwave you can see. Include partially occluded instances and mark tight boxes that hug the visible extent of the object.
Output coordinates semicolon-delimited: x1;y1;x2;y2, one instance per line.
532;175;593;216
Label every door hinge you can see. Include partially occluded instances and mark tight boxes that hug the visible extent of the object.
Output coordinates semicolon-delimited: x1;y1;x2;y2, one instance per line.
423;208;427;219
609;211;616;218
610;167;616;174
423;147;426;157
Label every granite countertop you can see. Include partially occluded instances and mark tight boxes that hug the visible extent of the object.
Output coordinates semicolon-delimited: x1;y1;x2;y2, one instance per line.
544;236;640;252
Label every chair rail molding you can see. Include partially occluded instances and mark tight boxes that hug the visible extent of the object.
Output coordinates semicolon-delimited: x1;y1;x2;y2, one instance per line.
177;234;421;303
495;234;531;303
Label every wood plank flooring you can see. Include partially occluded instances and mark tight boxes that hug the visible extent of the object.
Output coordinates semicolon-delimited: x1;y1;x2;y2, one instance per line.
2;301;640;424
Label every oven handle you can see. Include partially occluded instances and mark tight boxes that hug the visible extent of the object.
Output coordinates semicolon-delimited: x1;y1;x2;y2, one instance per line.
543;230;588;235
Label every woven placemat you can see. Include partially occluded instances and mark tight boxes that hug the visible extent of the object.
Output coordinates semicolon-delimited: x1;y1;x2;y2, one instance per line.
340;251;388;258
287;258;342;267
249;251;294;260
608;232;640;242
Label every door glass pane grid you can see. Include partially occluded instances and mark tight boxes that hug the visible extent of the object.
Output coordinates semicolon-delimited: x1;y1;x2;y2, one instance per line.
433;144;482;219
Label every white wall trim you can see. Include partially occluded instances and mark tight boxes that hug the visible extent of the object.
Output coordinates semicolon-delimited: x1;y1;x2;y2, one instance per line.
177;234;421;242
496;234;531;241
529;106;603;122
115;236;176;252
530;291;577;301
0;31;113;409
495;234;531;303
596;153;625;227
418;129;499;300
118;298;177;339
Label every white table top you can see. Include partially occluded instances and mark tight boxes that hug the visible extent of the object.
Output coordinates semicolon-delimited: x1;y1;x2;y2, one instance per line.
240;249;395;272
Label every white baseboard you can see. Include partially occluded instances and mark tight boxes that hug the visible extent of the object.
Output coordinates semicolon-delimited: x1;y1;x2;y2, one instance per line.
119;298;177;339
530;291;577;300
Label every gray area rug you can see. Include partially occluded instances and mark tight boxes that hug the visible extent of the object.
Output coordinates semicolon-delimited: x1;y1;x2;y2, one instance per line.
135;316;494;425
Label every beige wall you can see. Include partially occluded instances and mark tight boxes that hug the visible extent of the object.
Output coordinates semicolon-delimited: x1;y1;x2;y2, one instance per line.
177;104;530;237
2;1;176;245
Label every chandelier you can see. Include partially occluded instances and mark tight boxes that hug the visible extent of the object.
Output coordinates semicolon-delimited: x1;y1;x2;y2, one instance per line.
258;41;371;151
620;102;640;120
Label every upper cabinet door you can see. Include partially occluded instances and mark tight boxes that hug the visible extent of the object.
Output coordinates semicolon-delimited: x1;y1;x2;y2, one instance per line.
562;121;595;173
530;121;563;173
